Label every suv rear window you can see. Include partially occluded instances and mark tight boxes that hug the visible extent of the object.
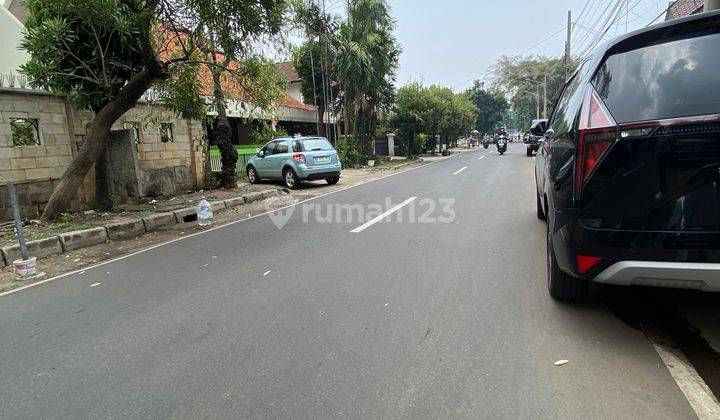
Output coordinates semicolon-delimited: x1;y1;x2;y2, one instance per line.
592;32;720;123
299;138;333;151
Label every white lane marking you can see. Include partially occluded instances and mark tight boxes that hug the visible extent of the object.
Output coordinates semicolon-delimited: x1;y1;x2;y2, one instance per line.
0;155;464;299
263;270;271;276
89;283;101;287
478;156;485;160
644;324;720;419
350;197;418;233
453;166;468;175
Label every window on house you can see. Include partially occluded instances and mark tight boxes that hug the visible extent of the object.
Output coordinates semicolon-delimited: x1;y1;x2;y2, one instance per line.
11;118;40;146
160;123;174;143
123;121;141;143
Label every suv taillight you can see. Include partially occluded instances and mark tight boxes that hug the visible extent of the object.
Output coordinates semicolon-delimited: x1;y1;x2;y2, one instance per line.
575;87;617;198
292;153;306;163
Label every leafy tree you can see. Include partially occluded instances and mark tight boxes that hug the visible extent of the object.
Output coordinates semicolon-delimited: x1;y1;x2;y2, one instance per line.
291;0;340;141
293;41;338;138
491;55;579;130
335;0;400;151
21;0;286;221
466;81;508;135
391;82;477;155
392;82;430;156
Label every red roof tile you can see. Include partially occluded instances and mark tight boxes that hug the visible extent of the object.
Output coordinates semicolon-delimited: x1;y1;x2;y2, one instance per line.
666;0;704;20
157;31;315;112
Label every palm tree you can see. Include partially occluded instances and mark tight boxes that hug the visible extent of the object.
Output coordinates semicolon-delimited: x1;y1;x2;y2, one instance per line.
335;0;400;151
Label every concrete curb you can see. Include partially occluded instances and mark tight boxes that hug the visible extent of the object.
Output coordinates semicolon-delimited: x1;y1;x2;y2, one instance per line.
58;227;109;252
2;236;63;265
173;206;197;224
243;191;264;203
142;212;176;232
223;196;246;208
1;189;279;267
106;219;146;240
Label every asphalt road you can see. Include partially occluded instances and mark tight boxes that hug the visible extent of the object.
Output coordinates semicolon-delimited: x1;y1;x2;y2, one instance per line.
0;144;696;418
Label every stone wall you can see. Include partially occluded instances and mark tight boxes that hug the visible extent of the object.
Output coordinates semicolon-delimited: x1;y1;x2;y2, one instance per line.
0;88;210;220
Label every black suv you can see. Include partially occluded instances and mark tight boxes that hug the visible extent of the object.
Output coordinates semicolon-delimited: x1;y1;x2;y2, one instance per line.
534;11;720;301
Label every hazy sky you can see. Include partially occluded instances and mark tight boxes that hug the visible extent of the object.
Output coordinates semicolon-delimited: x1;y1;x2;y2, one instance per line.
386;0;666;91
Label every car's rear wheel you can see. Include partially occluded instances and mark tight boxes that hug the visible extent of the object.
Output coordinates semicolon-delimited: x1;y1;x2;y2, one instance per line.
547;223;589;301
283;168;300;189
326;176;339;185
247;166;259;184
536;192;545;220
526;147;533;156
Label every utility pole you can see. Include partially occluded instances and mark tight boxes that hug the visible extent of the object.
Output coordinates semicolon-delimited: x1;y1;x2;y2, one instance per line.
535;85;540;120
564;10;571;81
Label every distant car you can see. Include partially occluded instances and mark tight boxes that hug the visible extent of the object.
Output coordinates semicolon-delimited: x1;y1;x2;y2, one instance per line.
246;136;342;189
534;10;720;301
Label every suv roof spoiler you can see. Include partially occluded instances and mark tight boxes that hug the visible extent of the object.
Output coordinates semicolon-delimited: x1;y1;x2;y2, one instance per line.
600;9;720;57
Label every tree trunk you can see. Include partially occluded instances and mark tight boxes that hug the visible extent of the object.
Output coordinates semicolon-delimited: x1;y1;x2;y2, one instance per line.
212;67;238;189
317;102;326;137
40;69;158;222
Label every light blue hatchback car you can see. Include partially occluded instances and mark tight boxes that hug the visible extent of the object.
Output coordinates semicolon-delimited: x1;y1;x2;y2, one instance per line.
246;136;342;189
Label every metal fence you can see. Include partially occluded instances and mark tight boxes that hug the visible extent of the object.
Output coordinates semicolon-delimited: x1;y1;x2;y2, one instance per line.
209;147;257;179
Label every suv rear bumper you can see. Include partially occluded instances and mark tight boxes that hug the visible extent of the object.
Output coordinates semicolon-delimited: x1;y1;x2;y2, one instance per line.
594;261;720;291
551;218;720;292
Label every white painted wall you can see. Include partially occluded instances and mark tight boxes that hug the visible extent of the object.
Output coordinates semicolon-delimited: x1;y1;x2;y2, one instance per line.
0;6;29;76
287;82;304;103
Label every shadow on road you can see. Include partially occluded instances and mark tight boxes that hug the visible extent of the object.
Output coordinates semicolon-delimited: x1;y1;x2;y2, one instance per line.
598;284;720;398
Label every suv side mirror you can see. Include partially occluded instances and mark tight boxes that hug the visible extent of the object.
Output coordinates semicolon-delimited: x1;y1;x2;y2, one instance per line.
530;119;548;136
258;150;267;157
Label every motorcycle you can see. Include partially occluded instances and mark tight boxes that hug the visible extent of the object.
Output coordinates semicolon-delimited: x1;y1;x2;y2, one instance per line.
496;136;507;155
482;138;490;149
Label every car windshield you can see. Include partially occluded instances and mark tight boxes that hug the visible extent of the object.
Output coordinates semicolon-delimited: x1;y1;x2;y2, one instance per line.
300;138;333;151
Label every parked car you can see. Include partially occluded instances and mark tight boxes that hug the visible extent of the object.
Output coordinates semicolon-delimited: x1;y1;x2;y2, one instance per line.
246;136;342;189
534;11;720;301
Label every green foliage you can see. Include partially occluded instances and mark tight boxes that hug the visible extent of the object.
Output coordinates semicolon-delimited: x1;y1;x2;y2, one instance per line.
293;41;337;110
21;0;145;111
336;137;371;168
465;82;509;134
247;122;289;145
392;82;478;154
20;0;288;115
492;55;580;130
335;0;400;147
10;119;39;146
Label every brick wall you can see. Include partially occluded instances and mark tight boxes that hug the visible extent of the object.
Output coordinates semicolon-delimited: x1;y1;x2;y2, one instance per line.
0;88;210;220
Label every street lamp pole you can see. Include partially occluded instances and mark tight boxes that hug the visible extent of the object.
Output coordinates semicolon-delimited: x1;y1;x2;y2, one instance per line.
522;76;547;119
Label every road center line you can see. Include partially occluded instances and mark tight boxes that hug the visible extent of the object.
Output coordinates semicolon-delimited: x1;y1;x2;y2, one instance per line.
478;156;485;160
453;166;468;175
350;197;417;233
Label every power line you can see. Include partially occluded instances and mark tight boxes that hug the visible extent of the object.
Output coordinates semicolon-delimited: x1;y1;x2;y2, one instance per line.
451;26;566;90
572;0;617;53
575;0;625;58
645;2;673;27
